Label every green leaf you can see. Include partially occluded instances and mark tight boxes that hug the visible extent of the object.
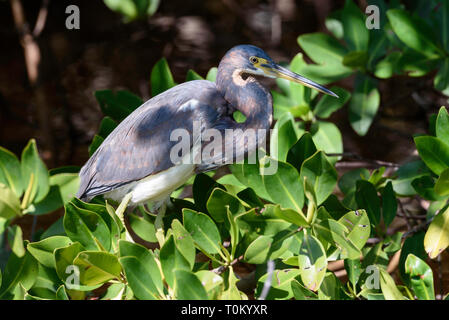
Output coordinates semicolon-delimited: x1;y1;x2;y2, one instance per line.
206;188;244;223
435;168;449;196
424;206;449;259
342;0;369;51
405;254;435;300
255;269;301;300
186;69;203;81
54;242;99;291
261;157;304;212
183;209;221;255
374;52;402;78
0;185;20;219
94;90;142;122
0;146;23;198
56;285;69;300
414;135;449;175
399;231;427;282
379;268;405;300
151;58;176;96
342;51;368;68
0;251;38;299
128;213;157;243
195;270;224;300
298;234;327;291
436;107;449;145
313;87;350;119
273;204;308;227
398;49;441;77
193;173;225;214
63;201;111;251
271;113;299;161
387;8;444;58
103;0;160;21
174;269;208;300
27;236;72;268
309;121;343;164
435;59;449;92
349;75;380;136
160;235;190;288
206;67;217;82
355;180;381;226
313;218;361;259
28;173;80;216
118;240;163;295
338;209;370;250
344;259;362;287
300;151;337;205
21;139;50;204
392;160;430;196
119;256;160;300
381;181;397;227
297;33;348;66
412;175;446;201
286;132;317;172
73;251;121;286
244;235;273;264
7;225;25;258
171;219;196;269
318;272;343;299
338;168;370;195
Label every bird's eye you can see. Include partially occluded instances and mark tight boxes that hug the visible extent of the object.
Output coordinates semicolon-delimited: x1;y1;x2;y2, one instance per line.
250;56;258;64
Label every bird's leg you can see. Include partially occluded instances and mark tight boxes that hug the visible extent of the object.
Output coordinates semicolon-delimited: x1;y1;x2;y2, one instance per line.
116;192;134;243
154;198;169;247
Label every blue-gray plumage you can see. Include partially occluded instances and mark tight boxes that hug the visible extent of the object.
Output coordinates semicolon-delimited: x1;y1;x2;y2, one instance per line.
76;45;337;207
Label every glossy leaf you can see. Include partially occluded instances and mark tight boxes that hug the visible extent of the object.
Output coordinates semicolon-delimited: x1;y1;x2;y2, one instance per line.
424;206;449;259
74;251;122;286
261;157;304;212
21;139;50;204
381;181;397;227
160;235;191;288
286;132;317;172
342;0;369;51
298;234;327;291
0;146;23;198
27;236;72;268
300;151;337;205
174;270;208;300
355;180;381;226
436;107;449;145
414;136;449;175
387;8;444;58
151;58;176;96
349;75;380;136
183;209;221;255
435;168;449;196
405;254;435;300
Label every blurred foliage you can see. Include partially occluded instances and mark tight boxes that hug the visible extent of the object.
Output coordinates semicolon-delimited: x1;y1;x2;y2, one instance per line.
103;0;160;21
1;0;449;300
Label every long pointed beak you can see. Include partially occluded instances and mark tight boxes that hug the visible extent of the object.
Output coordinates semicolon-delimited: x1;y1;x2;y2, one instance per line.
271;64;339;98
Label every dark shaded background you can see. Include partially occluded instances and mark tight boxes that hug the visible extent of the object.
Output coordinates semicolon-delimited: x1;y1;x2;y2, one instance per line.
1;0;446;171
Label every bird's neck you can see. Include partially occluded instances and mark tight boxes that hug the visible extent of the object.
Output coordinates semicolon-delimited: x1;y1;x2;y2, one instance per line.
216;69;273;131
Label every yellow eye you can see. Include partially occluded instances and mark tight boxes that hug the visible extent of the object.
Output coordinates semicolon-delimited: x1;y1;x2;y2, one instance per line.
250;56;258;64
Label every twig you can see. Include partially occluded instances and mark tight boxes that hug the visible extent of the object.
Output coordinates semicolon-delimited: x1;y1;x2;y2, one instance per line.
33;0;50;37
328;152;400;169
212;255;244;275
258;260;275;300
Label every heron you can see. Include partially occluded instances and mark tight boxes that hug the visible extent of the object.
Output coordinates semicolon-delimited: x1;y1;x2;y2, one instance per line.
76;45;337;241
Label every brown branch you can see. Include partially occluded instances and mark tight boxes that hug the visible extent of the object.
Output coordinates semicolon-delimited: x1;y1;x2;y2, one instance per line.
33;0;50;37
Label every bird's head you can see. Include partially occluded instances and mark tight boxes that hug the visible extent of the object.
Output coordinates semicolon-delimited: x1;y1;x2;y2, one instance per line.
219;44;338;98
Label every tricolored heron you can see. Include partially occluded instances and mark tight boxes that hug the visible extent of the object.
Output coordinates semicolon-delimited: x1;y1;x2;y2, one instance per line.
76;45;337;221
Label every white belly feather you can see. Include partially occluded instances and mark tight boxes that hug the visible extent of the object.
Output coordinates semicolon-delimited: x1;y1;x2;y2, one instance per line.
104;163;195;205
